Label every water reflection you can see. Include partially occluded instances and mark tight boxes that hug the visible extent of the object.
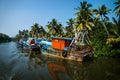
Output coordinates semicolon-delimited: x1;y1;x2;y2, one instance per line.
0;42;120;80
48;62;71;80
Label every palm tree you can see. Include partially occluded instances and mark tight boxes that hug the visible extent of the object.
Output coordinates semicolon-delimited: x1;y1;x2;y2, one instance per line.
30;23;40;38
112;17;120;36
29;30;33;37
106;0;120;45
23;29;29;39
72;1;94;46
46;19;64;37
113;0;120;22
94;5;111;37
65;18;74;37
18;30;23;39
39;26;46;37
17;29;29;40
74;1;94;31
106;18;120;45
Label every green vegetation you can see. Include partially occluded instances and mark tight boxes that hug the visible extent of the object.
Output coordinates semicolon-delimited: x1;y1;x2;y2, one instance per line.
0;33;11;43
16;0;120;57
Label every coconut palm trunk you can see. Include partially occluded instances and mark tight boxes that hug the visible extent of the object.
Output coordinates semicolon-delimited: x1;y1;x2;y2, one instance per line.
101;21;110;37
94;5;111;37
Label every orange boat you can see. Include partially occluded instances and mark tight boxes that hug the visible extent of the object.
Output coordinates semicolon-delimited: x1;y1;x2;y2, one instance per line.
44;35;93;62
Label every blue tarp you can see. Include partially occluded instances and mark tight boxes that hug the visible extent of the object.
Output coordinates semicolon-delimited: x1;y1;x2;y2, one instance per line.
39;40;52;49
40;40;52;46
51;36;73;41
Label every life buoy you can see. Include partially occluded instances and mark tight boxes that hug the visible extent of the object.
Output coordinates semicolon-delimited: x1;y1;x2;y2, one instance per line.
62;51;67;57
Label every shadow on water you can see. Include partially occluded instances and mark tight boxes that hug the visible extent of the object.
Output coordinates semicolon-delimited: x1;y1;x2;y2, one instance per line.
0;42;120;80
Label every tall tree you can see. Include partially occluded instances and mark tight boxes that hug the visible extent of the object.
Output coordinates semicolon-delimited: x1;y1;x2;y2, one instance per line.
18;30;23;39
39;25;46;37
73;1;95;46
16;29;29;40
94;5;111;37
65;18;74;37
113;0;120;22
46;19;64;37
23;29;29;39
74;1;94;32
30;23;40;38
112;17;120;36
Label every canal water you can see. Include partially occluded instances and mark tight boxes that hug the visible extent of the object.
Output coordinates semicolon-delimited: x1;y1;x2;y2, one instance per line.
0;42;120;80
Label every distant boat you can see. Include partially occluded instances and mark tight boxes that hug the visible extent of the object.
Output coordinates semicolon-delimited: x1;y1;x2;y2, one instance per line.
17;38;41;52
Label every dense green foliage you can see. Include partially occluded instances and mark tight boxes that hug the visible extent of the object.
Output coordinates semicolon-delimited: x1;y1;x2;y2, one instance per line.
15;29;29;40
46;19;64;37
0;33;11;43
65;18;74;37
16;0;120;57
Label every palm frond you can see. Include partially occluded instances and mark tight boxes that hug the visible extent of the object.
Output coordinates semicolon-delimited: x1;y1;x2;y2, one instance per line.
86;24;92;30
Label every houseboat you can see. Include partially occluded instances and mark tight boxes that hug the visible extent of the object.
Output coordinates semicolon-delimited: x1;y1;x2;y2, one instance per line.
43;35;93;62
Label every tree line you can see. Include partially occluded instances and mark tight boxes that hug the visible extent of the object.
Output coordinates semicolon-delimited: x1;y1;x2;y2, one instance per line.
15;18;74;40
0;33;11;43
16;0;120;57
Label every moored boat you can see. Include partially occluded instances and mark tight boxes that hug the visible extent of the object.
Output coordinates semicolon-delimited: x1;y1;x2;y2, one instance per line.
17;38;41;52
42;34;93;62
